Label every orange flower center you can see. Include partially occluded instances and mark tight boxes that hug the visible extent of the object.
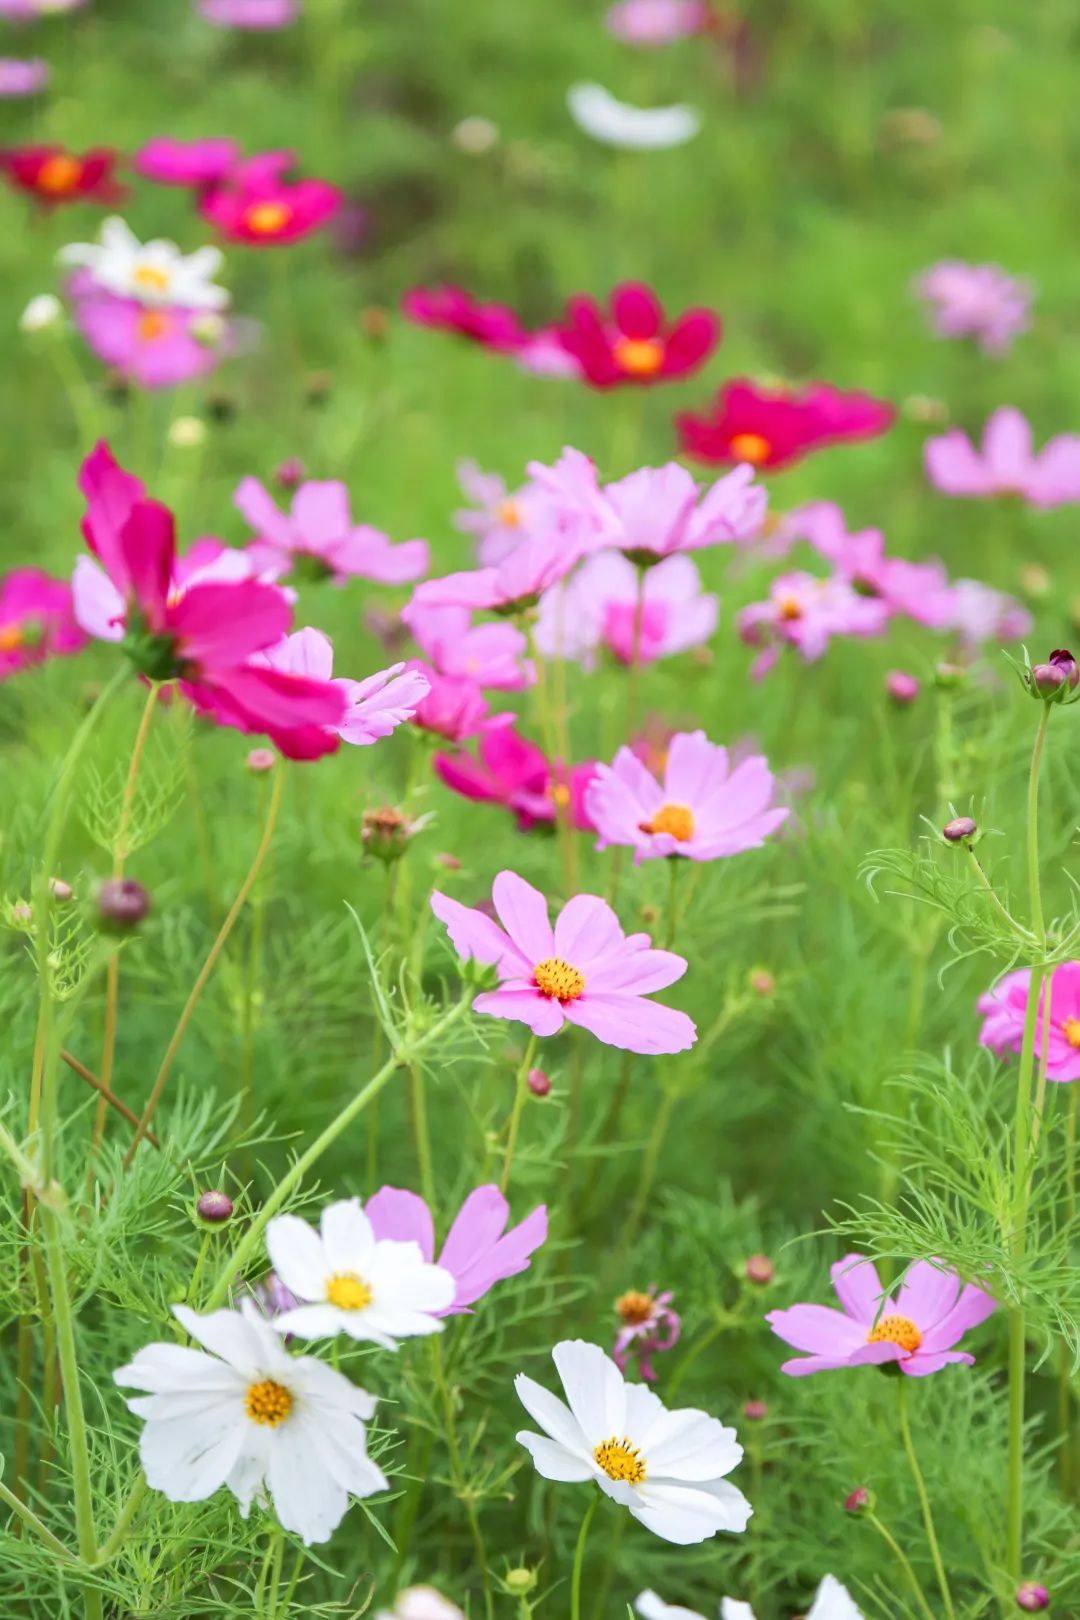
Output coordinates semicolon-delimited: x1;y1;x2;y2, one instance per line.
496;499;522;528
777;593;804;622
0;623;24;653
551;782;571;809
243;200;293;236
729;432;772;466
133;264;172;294
594;1436;647;1484
866;1314;922;1353
1064;1017;1080;1050
36;154;83;195
533;956;585;1001
612;337;665;377
640;802;695;842
244;1378;293;1427
326;1272;374;1310
136;310;173;342
616;1289;655;1326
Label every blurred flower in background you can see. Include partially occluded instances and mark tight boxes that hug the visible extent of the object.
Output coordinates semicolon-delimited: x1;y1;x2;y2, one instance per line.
0;143;124;207
196;0;298;27
0;57;48;96
59;217;229;309
679;378;895;470
605;0;710;46
567;82;701;148
915;260;1032;355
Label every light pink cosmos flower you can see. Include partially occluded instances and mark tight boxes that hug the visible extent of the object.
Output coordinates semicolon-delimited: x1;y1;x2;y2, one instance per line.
409;534;588;619
767;1254;995;1377
791;502;957;629
602;463;766;562
134;136;240;189
0;0;86;13
737;571;889;676
402;601;532;691
535;551;717;666
453;460;546;565
977;963;1080;1082
613;1285;681;1382
587;731;788;863
0;568;85;679
196;0;297;27
365;1184;547;1315
945;577;1032;647
925;408;1080;508
69;274;232;390
0;58;48;97
235;477;428;586
915;261;1032;356
434;727;597;832
430;870;696;1054
605;0;710;45
407;662;509;743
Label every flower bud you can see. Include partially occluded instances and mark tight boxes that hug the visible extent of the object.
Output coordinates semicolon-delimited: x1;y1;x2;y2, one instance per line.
1016;1585;1050;1612
196;1189;234;1224
167;414;206;449
527;1067;551;1097
744;1253;774;1285
246;748;276;774
274;457;305;490
362;806;415;864
748;968;775;997
96;877;151;932
886;670;920;705
742;1399;768;1421
942;815;978;845
49;878;74;903
934;660;967;690
9;899;32;926
503;1568;536;1596
844;1485;872;1514
190;311;227;348
20;293;62;333
359;305;390;342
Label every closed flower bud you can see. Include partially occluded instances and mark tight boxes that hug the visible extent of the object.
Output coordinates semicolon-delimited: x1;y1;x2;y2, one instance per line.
246;748;276;774
196;1189;234;1224
1030;661;1068;699
742;1399;768;1421
20;293;63;333
362;806;417;864
886;670;920;705
49;878;74;903
844;1485;872;1514
934;660;967;690
527;1067;551;1097
435;852;462;872
503;1568;536;1596
1016;1585;1050;1612
942;815;978;844
190;311;227;349
9;899;32;926
96;877;151;932
748;968;775;997
274;457;305;490
744;1253;774;1285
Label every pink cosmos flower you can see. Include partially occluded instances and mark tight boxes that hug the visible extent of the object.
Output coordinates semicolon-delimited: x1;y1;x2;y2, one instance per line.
977;963;1080;1082
678;379;894;471
409;534;588;619
534;551;717;666
69;278;232;390
0;0;86;12
945;577;1032;647
234;477;428;585
434;728;597;831
602;463;767;560
0;58;48;97
199;151;340;246
613;1285;681;1382
0;569;85;679
587;731;788;863
196;0;298;27
453;460;549;566
737;571;890;676
925;408;1080;508
605;0;710;45
134;136;240;189
402;602;532;691
915;261;1031;356
792;502;956;629
407;662;508;743
401;285;529;354
430;869;696;1054
365;1184;547;1315
552;282;720;389
516;328;585;378
767;1254;995;1377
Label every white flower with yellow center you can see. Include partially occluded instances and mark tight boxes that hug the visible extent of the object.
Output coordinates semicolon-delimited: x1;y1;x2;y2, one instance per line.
637;1573;864;1620
59;216;229;310
113;1302;386;1546
266;1198;455;1348
515;1339;751;1544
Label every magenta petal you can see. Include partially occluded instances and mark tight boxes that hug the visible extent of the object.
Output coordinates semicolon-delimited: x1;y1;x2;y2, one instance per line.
439;1188;547;1310
612;282;662;340
172;580;291;669
118;499;174;633
903;1350;975;1377
364;1187;435;1261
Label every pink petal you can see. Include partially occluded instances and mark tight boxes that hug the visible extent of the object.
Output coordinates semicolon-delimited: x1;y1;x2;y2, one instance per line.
491;871;554;962
364;1187;435;1261
472;987;566;1036
829;1254;885;1324
172;580;291;669
563;992;696;1054
430;889;528;974
766;1302;867;1355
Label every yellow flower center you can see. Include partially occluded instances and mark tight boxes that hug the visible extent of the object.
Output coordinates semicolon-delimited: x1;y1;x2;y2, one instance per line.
551;782;571;809
133;264;172;294
1063;1017;1080;1050
136;310;173;343
326;1272;374;1310
496;499;522;528
244;1378;293;1427
777;593;804;622
612;337;665;377
594;1436;647;1484
616;1289;655;1326
866;1314;922;1353
729;432;772;466
0;623;24;653
533;956;586;1002
37;154;82;195
244;200;293;236
640;802;695;842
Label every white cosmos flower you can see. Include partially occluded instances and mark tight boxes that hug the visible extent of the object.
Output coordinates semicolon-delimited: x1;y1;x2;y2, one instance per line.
376;1587;466;1620
266;1198;455;1348
566;83;700;149
515;1339;751;1544
113;1302;386;1546
58;216;230;310
636;1574;864;1620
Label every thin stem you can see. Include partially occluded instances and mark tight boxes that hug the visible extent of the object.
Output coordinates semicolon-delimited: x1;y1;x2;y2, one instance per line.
966;849;1038;945
865;1508;937;1620
527;626;576;895
409;1059;436;1207
622;1087;677;1246
91;1476;146;1566
897;1379;955;1620
240;775;269;1128
570;1492;600;1620
124;765;285;1165
63;1049;161;1145
0;1478;75;1562
664;858;682;950
430;1337;493;1616
500;1035;538;1194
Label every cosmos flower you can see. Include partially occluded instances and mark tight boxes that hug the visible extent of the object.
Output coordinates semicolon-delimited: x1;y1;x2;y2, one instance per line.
199;151;341;246
0;568;86;680
637;1574;863;1620
234;477;428;585
766;1255;995;1377
914;261;1032;356
790;502;956;628
587;731;788;863
977;963;1080;1081
68;274;234;390
402;602;532;691
0;58;48;97
401;285;529;353
677;379;894;470
553;284;719;388
737;571;889;676
365;1184;547;1314
196;0;298;27
515;1339;750;1543
603;463;765;559
113;1301;386;1545
613;1285;681;1382
265;1198;455;1347
407;663;508;743
944;577;1032;647
534;551;718;667
375;1591;465;1620
605;0;710;46
0;0;87;12
567;84;700;149
134;135;241;188
430;869;696;1053
0;143;124;207
453;460;551;566
59;217;229;309
410;533;589;618
924;407;1080;508
434;727;597;831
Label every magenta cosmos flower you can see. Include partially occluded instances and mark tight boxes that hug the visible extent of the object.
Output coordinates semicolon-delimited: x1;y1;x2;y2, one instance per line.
134;136;240;189
69;275;232;390
603;463;766;561
365;1184;547;1315
0;568;85;679
407;662;508;744
587;731;787;863
435;727;597;831
402;602;531;691
199;151;340;246
535;551;717;666
430;870;696;1054
925;407;1080;509
606;0;710;45
767;1255;995;1377
914;261;1031;356
678;378;894;471
552;282;719;388
409;534;588;619
235;476;428;586
977;963;1080;1082
401;285;529;354
737;571;889;677
791;502;956;629
197;0;297;25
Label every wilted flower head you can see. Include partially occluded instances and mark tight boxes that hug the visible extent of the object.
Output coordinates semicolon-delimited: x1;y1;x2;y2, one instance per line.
613;1285;681;1381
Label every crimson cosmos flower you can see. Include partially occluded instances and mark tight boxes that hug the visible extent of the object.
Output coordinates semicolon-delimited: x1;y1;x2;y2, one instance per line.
199;151;342;246
0;144;125;207
553;281;720;387
677;378;894;470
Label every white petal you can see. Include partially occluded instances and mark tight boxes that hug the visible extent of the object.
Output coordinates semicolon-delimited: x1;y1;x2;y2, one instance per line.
171;1305;266;1378
114;1341;233;1394
225;1427;272;1516
637;1404;744;1482
629;1478;752;1544
265;1214;333;1301
720;1603;757;1620
266;1418;351;1545
139;1407;244;1503
636;1592;710;1620
271;1304;345;1341
292;1355;378;1421
516;1430;595;1482
807;1575;864;1620
567;83;700;150
514;1374;590;1456
552;1340;626;1444
319;1198;376;1273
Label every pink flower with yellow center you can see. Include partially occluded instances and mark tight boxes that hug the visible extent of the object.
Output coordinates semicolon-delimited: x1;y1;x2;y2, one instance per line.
552;282;720;389
977;962;1080;1082
0;569;86;679
68;273;233;391
925;407;1080;509
430;870;696;1053
199;151;341;246
736;570;890;677
234;476;428;586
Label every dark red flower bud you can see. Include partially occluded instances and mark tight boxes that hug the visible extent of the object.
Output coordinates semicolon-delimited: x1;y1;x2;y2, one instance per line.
844;1486;871;1514
742;1399;768;1421
942;816;978;844
1016;1584;1050;1612
196;1190;234;1224
96;877;151;932
527;1067;551;1098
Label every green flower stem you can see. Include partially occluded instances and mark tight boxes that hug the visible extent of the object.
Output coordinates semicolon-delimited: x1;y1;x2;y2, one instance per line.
622;1085;678;1247
0;1478;75;1562
430;1336;493;1617
570;1491;600;1620
500;1034;538;1194
864;1507;937;1620
897;1379;955;1620
526;625;576;896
